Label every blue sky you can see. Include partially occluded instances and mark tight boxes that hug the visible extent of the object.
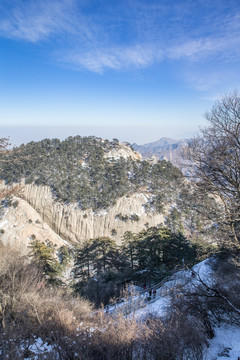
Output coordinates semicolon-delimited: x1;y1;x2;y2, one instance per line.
1;0;240;145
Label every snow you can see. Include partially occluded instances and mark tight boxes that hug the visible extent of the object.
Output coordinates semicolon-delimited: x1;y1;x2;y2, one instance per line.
94;209;108;216
134;259;240;359
133;295;170;319
204;324;240;359
27;337;54;356
0;337;57;360
0;219;8;229
192;257;215;284
18;323;240;359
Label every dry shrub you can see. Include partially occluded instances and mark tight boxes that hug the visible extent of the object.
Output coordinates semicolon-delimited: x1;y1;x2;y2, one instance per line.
85;315;140;359
122;306;206;360
18;288;92;336
0;244;210;359
0;245;92;359
55;306;206;360
0;244;41;327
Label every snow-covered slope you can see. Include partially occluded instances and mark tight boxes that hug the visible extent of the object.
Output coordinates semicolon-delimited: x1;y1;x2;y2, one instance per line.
107;258;240;359
132;258;214;319
204;325;240;359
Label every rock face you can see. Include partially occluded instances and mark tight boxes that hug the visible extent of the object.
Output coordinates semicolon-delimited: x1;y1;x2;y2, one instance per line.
104;144;142;161
0;196;66;249
23;183;164;245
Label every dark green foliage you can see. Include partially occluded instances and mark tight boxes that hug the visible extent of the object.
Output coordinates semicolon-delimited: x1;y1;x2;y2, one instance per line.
115;213;129;221
121;231;138;272
74;227;197;305
0;136;184;211
58;246;71;270
11;201;19;209
166;207;184;233
75;237;126;279
30;240;63;284
74;237;128;305
123;227;197;285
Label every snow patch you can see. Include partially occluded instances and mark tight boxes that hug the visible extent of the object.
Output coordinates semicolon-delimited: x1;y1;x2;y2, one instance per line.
204;324;240;359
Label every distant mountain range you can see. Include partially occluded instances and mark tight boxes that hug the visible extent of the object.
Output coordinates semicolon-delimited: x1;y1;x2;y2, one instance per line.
132;137;187;167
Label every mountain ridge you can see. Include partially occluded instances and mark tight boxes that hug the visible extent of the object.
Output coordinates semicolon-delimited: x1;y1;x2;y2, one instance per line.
0;136;184;246
132;137;187;167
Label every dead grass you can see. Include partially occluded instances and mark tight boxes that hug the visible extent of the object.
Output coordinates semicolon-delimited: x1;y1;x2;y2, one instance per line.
0;245;209;359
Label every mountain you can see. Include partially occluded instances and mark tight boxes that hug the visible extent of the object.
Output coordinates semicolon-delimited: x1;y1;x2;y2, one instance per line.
0;135;216;248
132;137;186;167
0;136;185;245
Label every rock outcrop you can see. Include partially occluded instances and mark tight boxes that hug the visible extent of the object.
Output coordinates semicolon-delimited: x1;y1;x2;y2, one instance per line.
22;183;164;245
0;196;66;249
104;143;142;161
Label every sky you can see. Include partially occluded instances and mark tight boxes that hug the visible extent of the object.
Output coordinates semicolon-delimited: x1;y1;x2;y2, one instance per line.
1;0;240;146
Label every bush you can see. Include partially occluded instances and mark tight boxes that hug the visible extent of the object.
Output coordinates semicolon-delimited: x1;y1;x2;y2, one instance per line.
0;244;219;359
0;245;92;359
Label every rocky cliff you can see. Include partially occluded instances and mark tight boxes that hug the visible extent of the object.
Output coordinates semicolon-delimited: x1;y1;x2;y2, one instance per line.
22;183;164;245
0;195;66;249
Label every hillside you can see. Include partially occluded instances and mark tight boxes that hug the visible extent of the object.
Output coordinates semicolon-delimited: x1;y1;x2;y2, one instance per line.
0;136;182;211
0;135;218;246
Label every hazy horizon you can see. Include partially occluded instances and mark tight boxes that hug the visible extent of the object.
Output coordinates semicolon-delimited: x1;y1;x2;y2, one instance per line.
1;125;198;148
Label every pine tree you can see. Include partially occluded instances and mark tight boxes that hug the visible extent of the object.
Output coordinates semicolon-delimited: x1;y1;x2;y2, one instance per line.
30;240;62;284
121;231;138;272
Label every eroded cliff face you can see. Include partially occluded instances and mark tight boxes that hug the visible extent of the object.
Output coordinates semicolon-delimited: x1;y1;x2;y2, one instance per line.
0;196;66;249
23;183;164;245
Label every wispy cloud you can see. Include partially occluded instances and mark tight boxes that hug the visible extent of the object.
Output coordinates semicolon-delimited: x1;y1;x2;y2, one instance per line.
62;44;162;73
1;0;240;74
0;0;75;42
167;35;240;62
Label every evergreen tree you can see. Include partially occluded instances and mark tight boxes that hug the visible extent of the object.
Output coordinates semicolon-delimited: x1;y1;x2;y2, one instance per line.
121;231;138;272
74;240;95;281
30;240;62;284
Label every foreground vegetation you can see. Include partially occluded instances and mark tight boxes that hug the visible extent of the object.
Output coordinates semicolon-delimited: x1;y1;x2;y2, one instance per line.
74;227;200;306
1;243;240;360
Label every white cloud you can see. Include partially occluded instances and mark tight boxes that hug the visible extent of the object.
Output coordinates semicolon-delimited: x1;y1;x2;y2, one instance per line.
63;45;162;73
1;0;240;74
167;34;240;62
0;0;78;42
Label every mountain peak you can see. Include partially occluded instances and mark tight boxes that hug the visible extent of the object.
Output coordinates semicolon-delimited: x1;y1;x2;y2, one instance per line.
132;137;186;167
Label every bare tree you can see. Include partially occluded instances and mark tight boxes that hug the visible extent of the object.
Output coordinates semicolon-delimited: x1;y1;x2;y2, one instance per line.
185;92;240;247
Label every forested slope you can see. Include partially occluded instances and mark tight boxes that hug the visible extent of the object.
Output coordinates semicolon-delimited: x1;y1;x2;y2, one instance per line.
0;136;183;211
